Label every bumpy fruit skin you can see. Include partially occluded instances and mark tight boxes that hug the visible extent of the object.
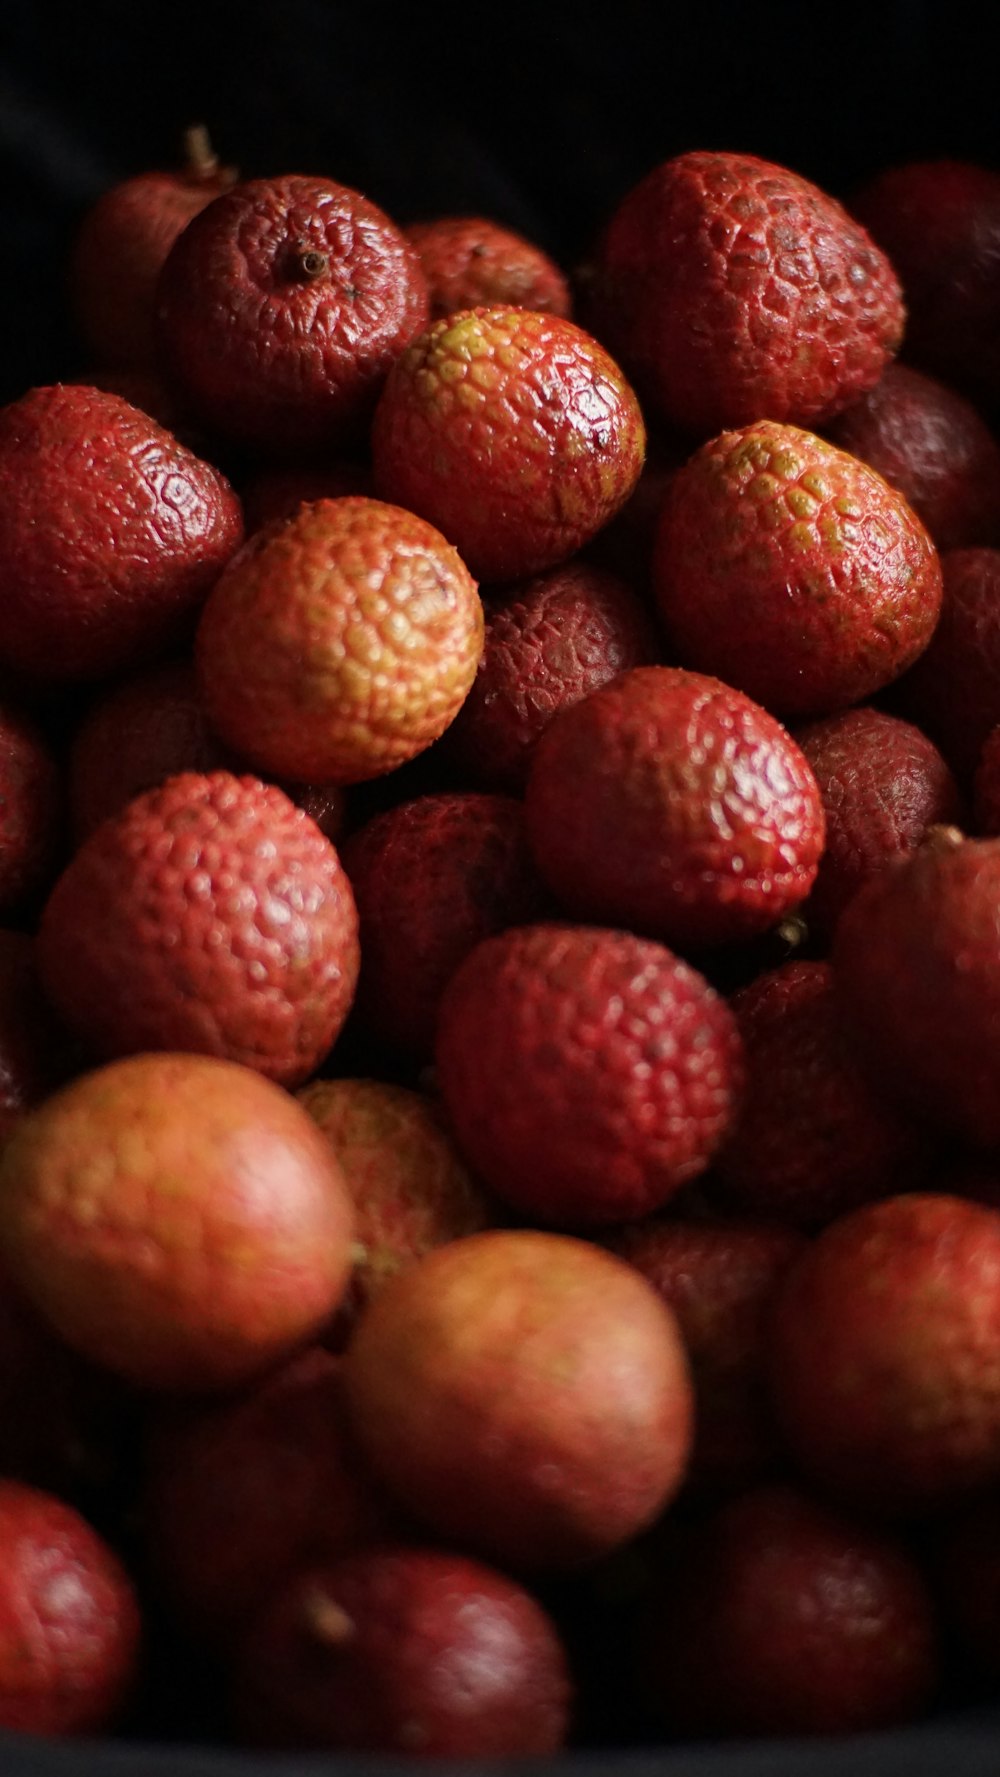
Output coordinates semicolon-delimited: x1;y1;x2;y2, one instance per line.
832;829;1000;1146
157;173;430;456
343;1229;693;1568
524;666;824;948
654;421;943;717
37;771;360;1089
406;216;572;320
0;1478;141;1736
0;1052;354;1392
715;961;925;1228
435;923;744;1227
0;699;63;916
232;1544;572;1756
794;706;964;938
371;306;646;582
196;497;484;785
825;363;1000;552
587;150;904;437
441;561;660;790
340;792;549;1058
0;384;244;683
768;1193;1000;1514
640;1484;938;1737
892;548;1000;780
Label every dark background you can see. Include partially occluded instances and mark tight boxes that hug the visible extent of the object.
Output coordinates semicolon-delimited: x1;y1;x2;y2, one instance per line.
0;0;997;405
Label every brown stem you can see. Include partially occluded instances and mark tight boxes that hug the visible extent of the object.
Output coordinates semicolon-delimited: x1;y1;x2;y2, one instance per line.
301;1587;356;1647
181;124;238;189
920;823;966;853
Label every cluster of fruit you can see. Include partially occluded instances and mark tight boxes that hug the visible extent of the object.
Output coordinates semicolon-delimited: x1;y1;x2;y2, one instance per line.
5;129;1000;1758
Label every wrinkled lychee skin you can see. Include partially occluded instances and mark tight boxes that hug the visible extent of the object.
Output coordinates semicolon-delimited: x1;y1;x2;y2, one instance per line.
0;1478;141;1736
156;174;430;456
232;1544;573;1756
640;1484;938;1738
340;792;550;1059
832;830;1000;1147
0;384;244;683
612;1217;806;1495
768;1193;1000;1515
196;497;484;786
524;666;825;949
794;706;964;939
343;1229;694;1568
715;961;925;1229
825;363;1000;552
371;306;646;583
587;150;904;437
851;160;1000;407
37;771;360;1089
654;421;943;718
143;1346;386;1649
0;1052;355;1393
441;561;661;791
892;548;1000;781
435;923;744;1227
0;700;63;916
406;216;572;320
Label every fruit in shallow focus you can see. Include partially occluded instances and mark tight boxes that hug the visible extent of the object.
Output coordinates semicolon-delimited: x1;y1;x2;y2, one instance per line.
0;384;244;683
654;420;943;718
586;150;904;437
768;1192;1000;1514
196;497;483;785
156;173;430;456
37;770;359;1088
406;215;572;319
232;1543;573;1755
524;665;825;948
435;922;744;1227
343;1229;693;1568
0;1052;354;1392
0;1478;141;1735
371;305;646;582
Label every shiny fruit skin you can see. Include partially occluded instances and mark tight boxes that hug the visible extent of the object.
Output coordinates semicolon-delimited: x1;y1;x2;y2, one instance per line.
587;150;903;436
0;1478;141;1735
524;665;825;948
0;384;244;683
406;215;572;320
434;922;744;1227
654;420;943;718
343;1229;693;1568
371;305;646;582
0;1051;354;1392
37;770;359;1090
195;497;484;786
768;1193;1000;1515
156;173;430;456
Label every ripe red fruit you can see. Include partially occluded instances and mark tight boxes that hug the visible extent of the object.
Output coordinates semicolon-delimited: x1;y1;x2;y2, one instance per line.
0;699;63;916
70;125;237;374
0;1051;355;1392
639;1484;938;1737
232;1544;573;1755
339;791;550;1059
654;420;943;717
715;960;925;1228
892;547;1000;781
157;173;430;456
0;1478;141;1736
434;922;744;1227
38;770;359;1089
832;826;1000;1146
371;305;646;582
794;706;964;939
406;215;572;319
768;1193;1000;1514
343;1229;693;1567
587;149;903;436
824;363;1000;551
441;560;660;791
0;384;244;683
143;1346;386;1649
524;665;825;948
